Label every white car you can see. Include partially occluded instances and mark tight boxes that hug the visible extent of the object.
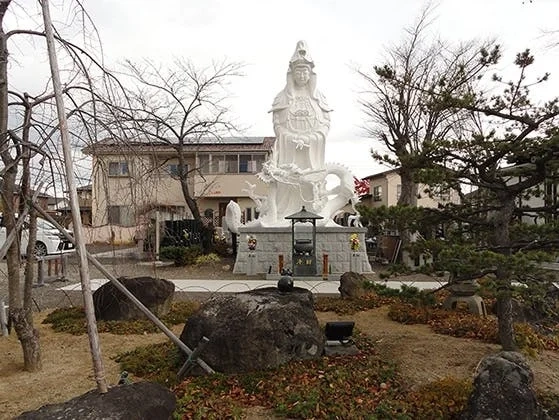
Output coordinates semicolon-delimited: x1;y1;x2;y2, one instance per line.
0;215;74;256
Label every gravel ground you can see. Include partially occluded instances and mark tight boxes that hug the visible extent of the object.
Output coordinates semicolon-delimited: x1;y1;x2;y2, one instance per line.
0;246;260;312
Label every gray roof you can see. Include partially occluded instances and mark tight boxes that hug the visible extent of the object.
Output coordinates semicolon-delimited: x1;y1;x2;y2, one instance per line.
82;136;275;155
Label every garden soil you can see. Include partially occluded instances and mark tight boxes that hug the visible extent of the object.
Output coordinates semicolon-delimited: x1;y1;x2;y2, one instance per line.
1;253;559;418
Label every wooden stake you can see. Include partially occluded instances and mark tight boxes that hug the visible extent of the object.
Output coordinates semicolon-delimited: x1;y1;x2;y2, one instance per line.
40;0;107;393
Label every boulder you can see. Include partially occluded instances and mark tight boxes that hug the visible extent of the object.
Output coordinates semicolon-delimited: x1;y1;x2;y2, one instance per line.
339;272;367;298
17;382;176;420
462;351;545;420
180;287;324;374
93;276;174;321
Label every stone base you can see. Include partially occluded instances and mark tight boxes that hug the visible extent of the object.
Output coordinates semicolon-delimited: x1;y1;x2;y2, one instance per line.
233;226;373;275
323;342;359;356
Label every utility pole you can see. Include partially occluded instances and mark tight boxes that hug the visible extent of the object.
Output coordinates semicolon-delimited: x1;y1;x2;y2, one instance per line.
40;0;108;393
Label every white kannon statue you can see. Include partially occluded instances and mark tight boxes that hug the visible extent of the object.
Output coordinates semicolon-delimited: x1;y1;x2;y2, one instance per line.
245;40;359;227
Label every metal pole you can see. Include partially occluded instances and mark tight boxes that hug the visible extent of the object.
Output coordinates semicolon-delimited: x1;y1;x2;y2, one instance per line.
40;0;107;392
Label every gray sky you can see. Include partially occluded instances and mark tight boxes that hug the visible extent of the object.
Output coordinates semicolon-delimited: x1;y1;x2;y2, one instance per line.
8;0;559;179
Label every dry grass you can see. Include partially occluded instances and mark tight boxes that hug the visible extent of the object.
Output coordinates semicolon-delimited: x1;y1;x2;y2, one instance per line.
2;307;559;419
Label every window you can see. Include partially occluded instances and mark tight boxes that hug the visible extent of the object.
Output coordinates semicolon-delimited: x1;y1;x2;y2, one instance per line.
373;185;382;201
239;154;251;173
108;206;135;227
198;154;210;174
108;161;129;177
225;155;238;173
167;163;188;177
396;184;401;200
212;155;225;173
253;154;265;172
197;153;268;174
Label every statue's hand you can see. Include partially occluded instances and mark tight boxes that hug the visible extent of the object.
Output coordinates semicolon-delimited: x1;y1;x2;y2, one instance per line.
292;137;309;150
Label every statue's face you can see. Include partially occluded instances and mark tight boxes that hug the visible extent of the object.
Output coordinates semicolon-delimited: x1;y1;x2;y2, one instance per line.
293;66;310;86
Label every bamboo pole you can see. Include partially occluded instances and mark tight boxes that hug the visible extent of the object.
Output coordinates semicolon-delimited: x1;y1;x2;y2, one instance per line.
39;0;107;392
33;205;215;374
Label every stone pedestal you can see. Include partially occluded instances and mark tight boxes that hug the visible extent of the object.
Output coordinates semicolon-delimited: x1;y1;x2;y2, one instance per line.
233;225;373;275
246;252;257;276
350;252;364;273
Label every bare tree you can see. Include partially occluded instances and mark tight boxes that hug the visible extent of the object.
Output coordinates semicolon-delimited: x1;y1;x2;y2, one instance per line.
357;6;498;258
115;59;244;223
359;8;495;206
0;0;127;373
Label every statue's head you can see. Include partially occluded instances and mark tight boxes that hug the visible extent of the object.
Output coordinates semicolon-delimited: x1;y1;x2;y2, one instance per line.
286;40;316;93
293;64;311;86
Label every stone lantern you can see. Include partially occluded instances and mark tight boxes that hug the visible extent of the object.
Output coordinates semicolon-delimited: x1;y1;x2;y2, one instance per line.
285;206;323;276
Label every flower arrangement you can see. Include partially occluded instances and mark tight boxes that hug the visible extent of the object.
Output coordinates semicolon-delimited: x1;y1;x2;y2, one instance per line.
247;235;257;251
350;233;360;252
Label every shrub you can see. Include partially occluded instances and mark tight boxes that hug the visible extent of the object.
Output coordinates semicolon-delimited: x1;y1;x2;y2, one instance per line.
212;237;230;257
314;294;386;314
159;245;202;266
195;252;221;265
366;283;438;307
389;303;559;353
388;303;450;324
404;377;473;419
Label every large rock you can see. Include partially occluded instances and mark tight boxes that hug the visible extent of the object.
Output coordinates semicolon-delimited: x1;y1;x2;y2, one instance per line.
180;287;324;373
17;382;176;420
462;351;545;420
339;271;367;298
93;276;174;321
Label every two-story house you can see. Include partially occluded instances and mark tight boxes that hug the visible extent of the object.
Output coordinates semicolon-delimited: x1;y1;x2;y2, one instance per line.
83;137;274;243
359;168;459;209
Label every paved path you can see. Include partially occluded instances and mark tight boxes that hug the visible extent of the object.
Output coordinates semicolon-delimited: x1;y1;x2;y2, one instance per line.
59;278;449;294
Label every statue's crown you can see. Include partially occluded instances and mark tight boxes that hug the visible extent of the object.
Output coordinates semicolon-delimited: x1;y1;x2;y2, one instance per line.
289;40;314;69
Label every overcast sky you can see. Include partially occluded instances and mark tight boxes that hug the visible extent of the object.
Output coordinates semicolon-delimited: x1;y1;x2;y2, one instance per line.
8;0;559;179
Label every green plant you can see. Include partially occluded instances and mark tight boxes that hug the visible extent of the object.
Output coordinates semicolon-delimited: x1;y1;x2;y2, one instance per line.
160;245;202;266
314;294;386;314
114;341;183;387
42;301;200;335
195;252;220;265
403;377;473;419
211;237;230;257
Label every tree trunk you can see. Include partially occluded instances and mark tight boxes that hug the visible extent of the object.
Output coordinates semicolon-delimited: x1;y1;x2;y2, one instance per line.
180;177;201;221
492;197;516;350
397;168;418;207
10;307;42;371
496;285;516;351
397;168;418;265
